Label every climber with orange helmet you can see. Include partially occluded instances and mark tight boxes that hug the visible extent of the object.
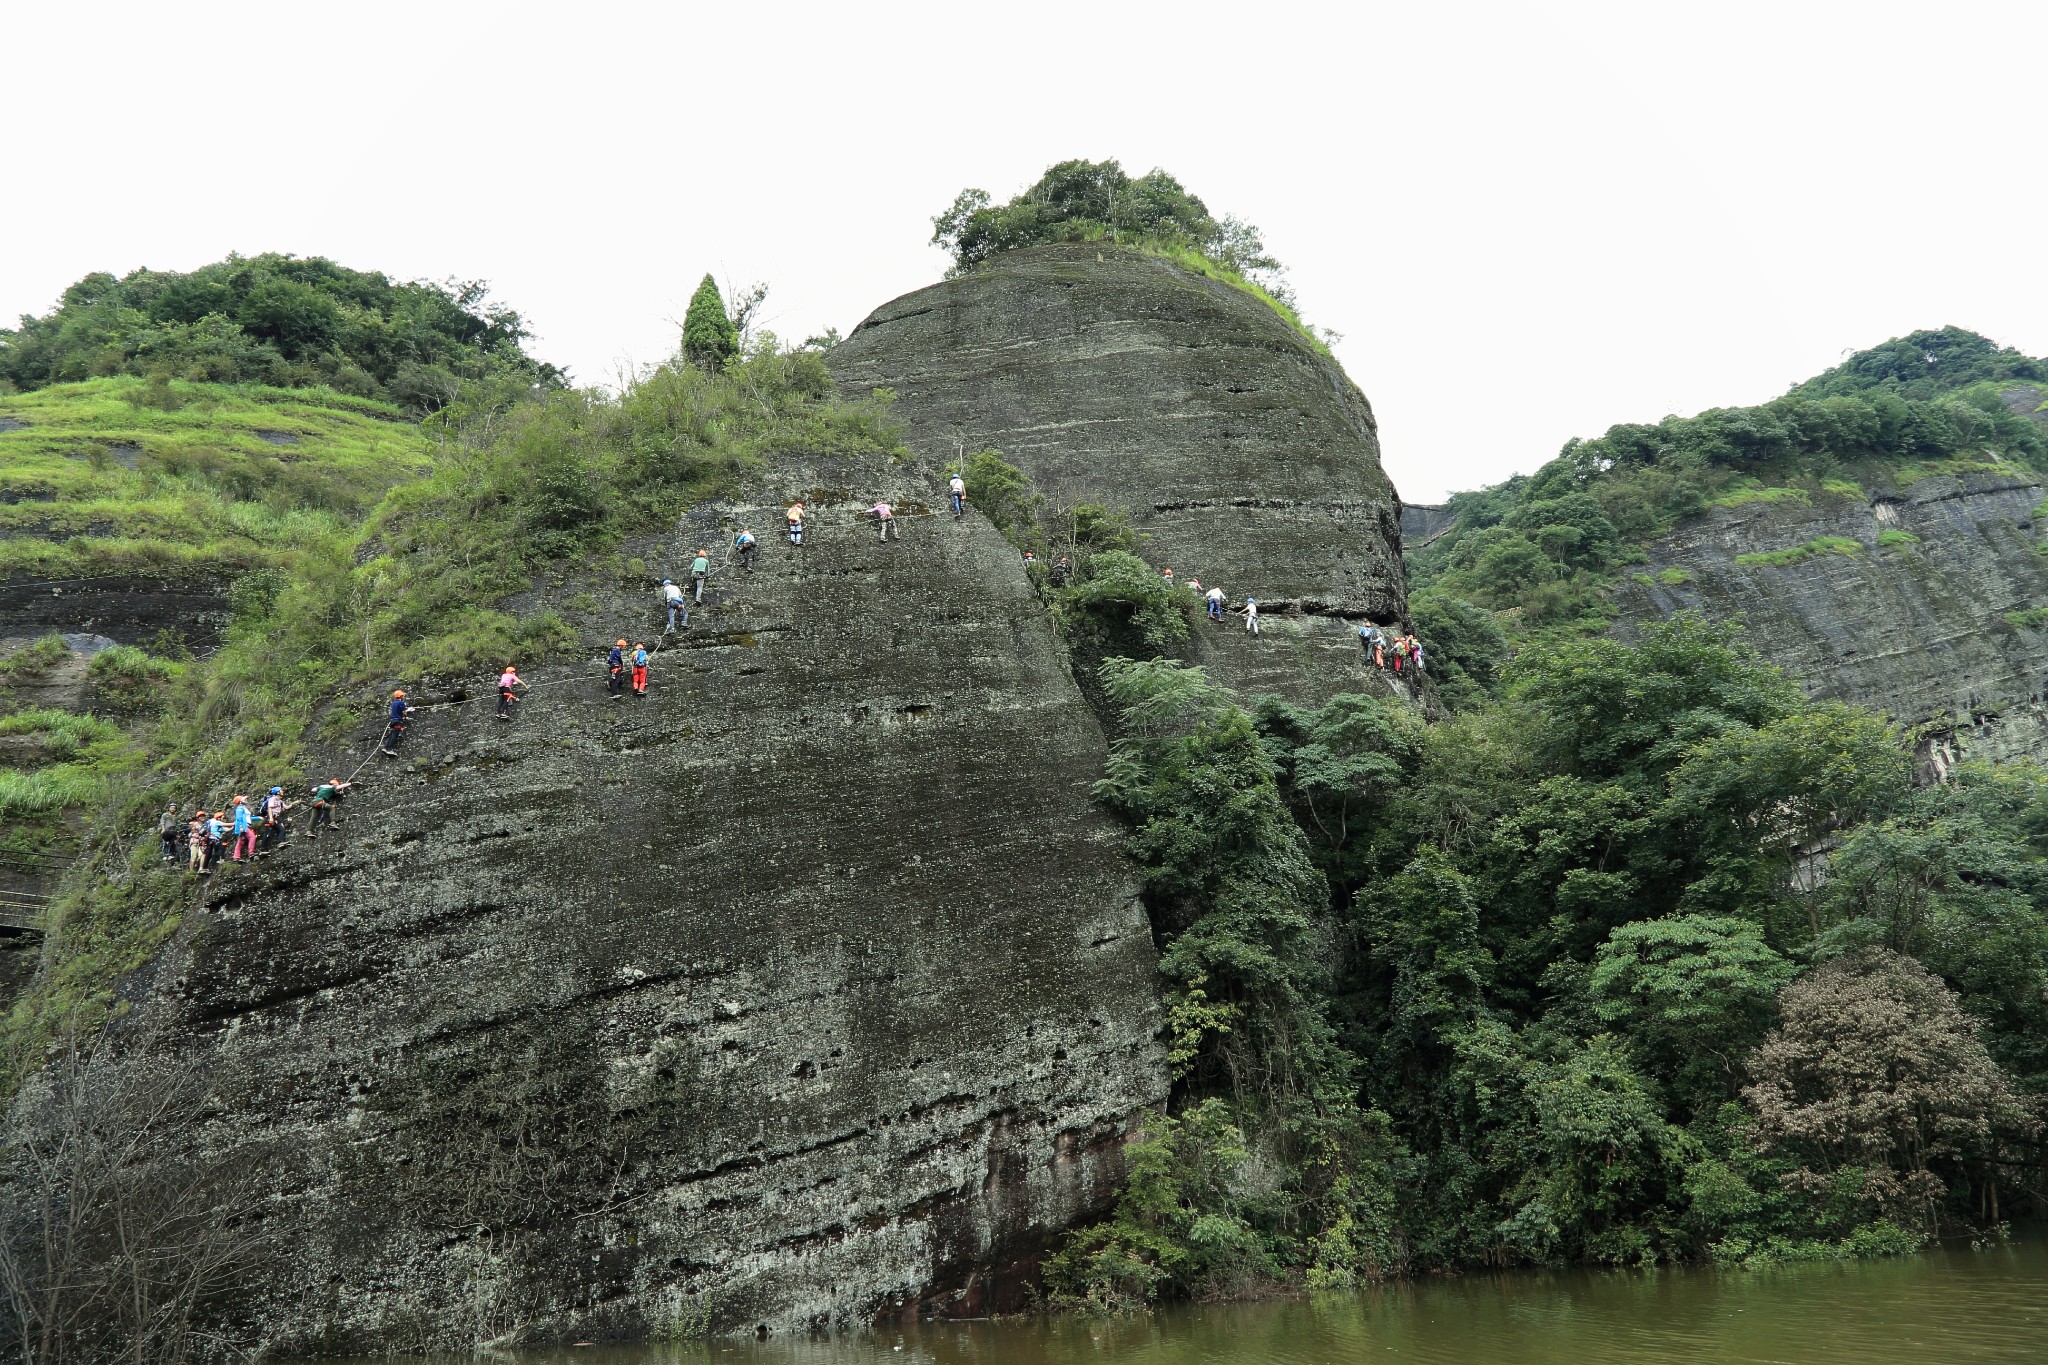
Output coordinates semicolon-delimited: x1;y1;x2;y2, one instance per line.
496;664;524;720
381;689;411;756
607;638;627;698
631;642;649;696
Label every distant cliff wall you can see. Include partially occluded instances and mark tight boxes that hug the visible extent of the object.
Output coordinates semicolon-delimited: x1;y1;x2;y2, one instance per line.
1613;463;2048;772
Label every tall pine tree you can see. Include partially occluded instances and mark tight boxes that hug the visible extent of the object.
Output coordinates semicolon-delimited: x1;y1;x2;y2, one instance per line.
682;274;737;372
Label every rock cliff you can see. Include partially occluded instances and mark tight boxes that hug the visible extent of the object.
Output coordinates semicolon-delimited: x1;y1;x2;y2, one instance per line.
827;244;1411;701
1613;461;2048;772
117;447;1168;1351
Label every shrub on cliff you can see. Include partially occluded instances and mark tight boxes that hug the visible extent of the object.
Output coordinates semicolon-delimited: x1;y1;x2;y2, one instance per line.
932;158;1296;307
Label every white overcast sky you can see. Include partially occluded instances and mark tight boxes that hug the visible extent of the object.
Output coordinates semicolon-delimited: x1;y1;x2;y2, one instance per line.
8;1;2045;502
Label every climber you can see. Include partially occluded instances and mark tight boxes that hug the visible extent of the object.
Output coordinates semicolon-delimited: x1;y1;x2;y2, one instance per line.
787;501;805;546
203;809;228;872
1050;555;1073;587
1409;636;1427;675
734;528;757;572
631;642;649;697
1162;567;1175;587
662;578;687;632
381;689;410;757
1023;550;1038;567
1359;623;1379;659
949;472;966;519
309;778;351;835
185;811;207;875
260;786;290;854
496;664;525;720
608;638;627;698
230;795;257;863
691;549;710;601
870;500;896;543
1390;636;1407;673
1373;635;1385;669
1242;597;1261;636
158;802;182;864
1205;585;1226;621
1186;576;1202;597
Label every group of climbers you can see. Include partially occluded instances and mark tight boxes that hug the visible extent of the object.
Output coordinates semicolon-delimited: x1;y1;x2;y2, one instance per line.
157;778;351;875
1151;564;1266;634
1357;622;1426;674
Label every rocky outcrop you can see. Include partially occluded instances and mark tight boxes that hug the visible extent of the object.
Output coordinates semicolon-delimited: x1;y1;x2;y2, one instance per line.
1613;466;2048;772
0;573;229;651
111;447;1167;1351
827;244;1410;702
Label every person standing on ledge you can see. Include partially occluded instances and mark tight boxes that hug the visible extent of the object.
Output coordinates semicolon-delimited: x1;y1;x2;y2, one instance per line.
1242;597;1261;636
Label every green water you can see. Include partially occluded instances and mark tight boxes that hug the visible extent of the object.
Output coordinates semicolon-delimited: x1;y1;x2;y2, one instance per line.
352;1240;2048;1365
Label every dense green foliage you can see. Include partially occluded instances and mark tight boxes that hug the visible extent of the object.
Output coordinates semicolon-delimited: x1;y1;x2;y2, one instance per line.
930;160;1332;352
682;274;738;372
1410;328;2048;636
0;254;558;411
1793;326;2048;402
1055;617;2046;1303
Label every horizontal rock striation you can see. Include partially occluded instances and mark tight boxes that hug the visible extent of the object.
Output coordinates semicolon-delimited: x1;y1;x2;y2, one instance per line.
827;244;1411;701
110;451;1167;1351
1613;466;2048;772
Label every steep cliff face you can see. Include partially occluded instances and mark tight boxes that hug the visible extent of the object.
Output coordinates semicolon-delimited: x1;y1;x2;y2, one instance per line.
827;244;1410;701
120;448;1167;1350
1613;464;2048;771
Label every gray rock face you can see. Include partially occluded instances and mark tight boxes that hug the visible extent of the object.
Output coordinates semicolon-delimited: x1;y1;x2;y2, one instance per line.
123;450;1167;1351
827;244;1410;700
1613;467;2048;772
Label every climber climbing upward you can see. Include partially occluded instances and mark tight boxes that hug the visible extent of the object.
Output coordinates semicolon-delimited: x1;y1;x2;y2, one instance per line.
381;690;410;757
734;528;757;572
786;501;805;546
1206;585;1226;621
949;473;966;519
870;500;896;543
631;642;649;697
497;664;525;720
691;549;710;601
663;578;687;633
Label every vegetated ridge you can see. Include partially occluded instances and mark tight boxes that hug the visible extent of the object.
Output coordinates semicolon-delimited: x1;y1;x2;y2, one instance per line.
1406;326;2048;766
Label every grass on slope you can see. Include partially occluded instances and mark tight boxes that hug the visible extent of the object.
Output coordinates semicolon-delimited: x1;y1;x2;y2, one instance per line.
0;376;431;577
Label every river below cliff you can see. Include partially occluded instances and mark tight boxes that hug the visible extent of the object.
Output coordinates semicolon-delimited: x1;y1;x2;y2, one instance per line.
332;1239;2047;1363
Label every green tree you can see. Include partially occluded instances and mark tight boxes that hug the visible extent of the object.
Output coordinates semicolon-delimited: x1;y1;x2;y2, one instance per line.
681;274;736;372
1590;915;1795;1102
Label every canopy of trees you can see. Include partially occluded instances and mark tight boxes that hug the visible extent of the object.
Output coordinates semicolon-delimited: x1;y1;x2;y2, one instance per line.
1792;326;2048;402
0;254;560;411
931;158;1291;301
1048;617;2046;1303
